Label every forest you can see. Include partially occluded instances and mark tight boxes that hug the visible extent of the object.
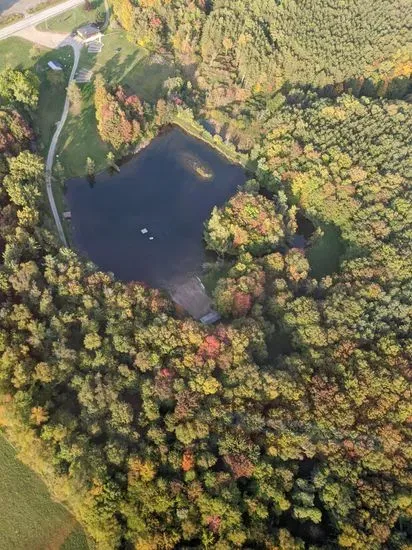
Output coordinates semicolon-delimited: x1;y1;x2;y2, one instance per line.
0;0;411;549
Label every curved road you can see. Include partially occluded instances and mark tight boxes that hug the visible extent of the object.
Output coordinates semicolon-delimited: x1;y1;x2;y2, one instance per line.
0;0;83;41
45;37;81;246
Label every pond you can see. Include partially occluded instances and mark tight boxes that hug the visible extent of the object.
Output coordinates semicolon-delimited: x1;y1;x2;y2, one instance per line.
66;127;246;289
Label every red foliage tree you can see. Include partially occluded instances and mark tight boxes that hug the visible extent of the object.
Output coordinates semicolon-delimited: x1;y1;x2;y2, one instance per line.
182;450;194;471
224;454;254;479
233;292;252;317
198;335;221;358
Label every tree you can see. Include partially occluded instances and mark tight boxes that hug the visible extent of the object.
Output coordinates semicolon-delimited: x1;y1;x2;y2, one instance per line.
94;75;141;150
106;152;119;172
205;192;285;256
0;68;39;108
86;157;96;177
3;151;43;207
67;81;82;115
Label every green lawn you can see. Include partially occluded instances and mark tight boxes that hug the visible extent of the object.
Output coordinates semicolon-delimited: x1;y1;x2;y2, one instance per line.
37;0;104;32
307;224;345;278
58;30;176;177
94;31;173;100
0;38;73;153
58;82;110;178
0;434;88;550
0;37;44;70
34;46;74;152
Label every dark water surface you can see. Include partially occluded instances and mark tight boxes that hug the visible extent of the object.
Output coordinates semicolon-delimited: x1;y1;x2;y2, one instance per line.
66;128;246;288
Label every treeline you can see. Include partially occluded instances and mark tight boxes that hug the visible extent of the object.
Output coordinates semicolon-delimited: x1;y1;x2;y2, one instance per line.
0;5;411;547
111;0;412;104
202;92;412;548
0;70;411;549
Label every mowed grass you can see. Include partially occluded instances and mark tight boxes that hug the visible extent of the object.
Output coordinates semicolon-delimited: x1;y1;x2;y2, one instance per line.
0;37;42;70
307;224;345;278
95;32;174;100
58;30;176;177
0;434;89;550
58;82;109;177
0;38;74;152
37;0;103;32
35;46;74;152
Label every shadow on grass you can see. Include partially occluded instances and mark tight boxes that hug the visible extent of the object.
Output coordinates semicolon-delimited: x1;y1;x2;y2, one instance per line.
33;46;75;152
59;95;109;177
98;51;175;102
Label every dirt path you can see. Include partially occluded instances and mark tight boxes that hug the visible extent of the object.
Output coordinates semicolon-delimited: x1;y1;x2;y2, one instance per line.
14;25;69;47
45;36;81;246
6;0;111;247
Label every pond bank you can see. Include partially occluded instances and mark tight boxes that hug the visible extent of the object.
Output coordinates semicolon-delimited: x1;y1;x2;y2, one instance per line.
65;127;246;289
172;112;249;168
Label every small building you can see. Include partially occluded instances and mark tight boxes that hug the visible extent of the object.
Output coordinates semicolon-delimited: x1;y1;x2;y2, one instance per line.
48;61;63;71
77;24;102;44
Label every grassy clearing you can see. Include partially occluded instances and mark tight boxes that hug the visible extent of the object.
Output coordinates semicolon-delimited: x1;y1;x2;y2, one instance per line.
0;434;88;550
307;224;345;278
37;0;103;32
98;32;174;100
58;82;109;177
0;37;43;70
0;38;73;153
58;30;176;177
34;46;74;152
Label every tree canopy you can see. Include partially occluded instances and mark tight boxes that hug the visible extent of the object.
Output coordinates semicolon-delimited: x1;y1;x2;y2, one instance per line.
0;1;411;546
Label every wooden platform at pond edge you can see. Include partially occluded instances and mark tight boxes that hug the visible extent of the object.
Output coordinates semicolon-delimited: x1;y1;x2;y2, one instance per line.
169;276;220;323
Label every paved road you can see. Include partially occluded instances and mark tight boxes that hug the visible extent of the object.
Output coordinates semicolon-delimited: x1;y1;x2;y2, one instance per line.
45;36;81;246
0;0;83;40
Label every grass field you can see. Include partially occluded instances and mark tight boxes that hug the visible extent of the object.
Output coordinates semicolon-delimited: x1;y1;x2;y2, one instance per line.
0;434;88;550
307;224;345;278
35;46;74;152
0;38;73;153
37;0;103;32
0;37;43;70
58;30;176;177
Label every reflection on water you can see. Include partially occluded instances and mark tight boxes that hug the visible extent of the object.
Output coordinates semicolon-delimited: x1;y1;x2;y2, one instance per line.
66;127;246;289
